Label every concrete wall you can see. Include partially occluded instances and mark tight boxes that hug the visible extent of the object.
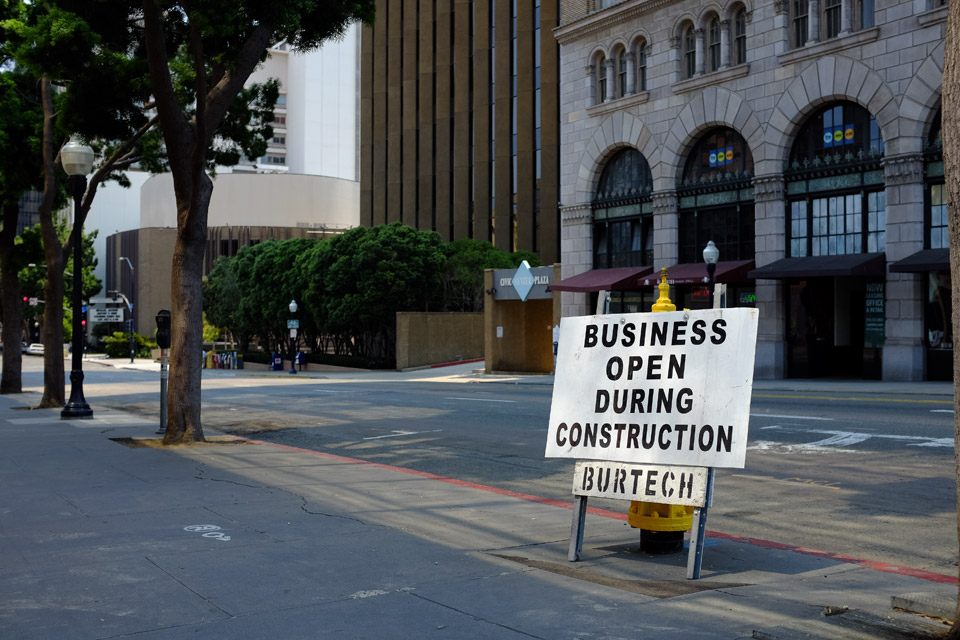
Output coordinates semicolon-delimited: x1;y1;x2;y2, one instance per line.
395;312;485;370
483;265;563;374
139;173;359;232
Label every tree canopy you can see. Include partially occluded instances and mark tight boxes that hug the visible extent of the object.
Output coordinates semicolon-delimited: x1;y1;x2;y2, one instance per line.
203;225;542;367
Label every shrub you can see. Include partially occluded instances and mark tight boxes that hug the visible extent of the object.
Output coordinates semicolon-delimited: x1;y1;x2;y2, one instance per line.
102;332;157;359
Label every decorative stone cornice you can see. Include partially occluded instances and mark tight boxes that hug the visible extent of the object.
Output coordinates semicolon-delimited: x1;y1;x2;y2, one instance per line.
652;191;678;215
560;204;593;225
753;175;785;203
555;0;679;46
882;154;925;186
774;0;788;14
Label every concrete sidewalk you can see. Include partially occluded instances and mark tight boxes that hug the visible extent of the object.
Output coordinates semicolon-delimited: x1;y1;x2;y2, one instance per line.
0;389;954;639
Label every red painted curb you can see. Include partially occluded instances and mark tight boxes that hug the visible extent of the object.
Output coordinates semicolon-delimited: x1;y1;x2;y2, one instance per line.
429;358;485;368
242;437;957;585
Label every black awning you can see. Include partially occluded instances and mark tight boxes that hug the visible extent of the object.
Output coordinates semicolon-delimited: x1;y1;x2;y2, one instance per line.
547;266;654;293
889;248;950;273
747;253;886;279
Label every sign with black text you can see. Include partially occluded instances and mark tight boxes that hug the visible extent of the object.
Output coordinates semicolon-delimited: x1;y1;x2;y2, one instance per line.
572;460;708;506
545;308;759;469
90;307;124;323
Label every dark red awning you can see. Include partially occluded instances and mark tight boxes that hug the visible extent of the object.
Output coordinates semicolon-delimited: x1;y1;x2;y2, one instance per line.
649;260;756;286
547;266;654;293
747;253;885;279
889;248;949;273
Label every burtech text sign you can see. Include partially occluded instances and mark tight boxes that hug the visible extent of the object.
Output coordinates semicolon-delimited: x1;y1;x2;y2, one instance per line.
545;308;759;469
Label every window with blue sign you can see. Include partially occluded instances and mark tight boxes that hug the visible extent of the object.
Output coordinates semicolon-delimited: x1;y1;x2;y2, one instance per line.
786;102;885;258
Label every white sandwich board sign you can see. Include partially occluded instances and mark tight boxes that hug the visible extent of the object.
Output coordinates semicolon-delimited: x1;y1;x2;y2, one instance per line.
545;308;759;469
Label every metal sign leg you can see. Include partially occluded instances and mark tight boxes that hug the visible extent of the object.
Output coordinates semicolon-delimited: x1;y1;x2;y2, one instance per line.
686;468;715;579
568;495;588;562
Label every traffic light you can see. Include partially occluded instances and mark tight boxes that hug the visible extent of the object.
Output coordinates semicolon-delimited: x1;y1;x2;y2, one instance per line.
81;320;86;327
22;296;27;302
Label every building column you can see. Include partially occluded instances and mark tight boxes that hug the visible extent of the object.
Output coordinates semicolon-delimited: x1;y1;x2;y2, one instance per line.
840;0;854;35
881;154;926;381
720;20;731;68
807;0;820;44
586;65;596;106
652;191;679;270
694;29;706;76
752;175;787;379
559;204;594;318
624;52;636;96
604;59;616;102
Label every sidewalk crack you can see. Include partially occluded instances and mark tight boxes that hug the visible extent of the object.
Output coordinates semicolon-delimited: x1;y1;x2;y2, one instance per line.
408;591;549;639
144;556;233;618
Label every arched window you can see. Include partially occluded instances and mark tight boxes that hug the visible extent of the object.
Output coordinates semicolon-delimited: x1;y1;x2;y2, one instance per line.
636;42;648;91
678;128;755;264
734;9;747;65
682;25;696;79
681;127;754;185
593;148;654;269
791;0;808;47
596;54;607;103
708;17;721;72
786;102;885;258
824;0;841;38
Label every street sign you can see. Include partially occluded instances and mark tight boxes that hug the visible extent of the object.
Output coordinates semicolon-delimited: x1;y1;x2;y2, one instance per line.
29;297;38;306
287;319;300;329
289;328;298;338
90;307;124;322
81;305;88;313
545;307;759;469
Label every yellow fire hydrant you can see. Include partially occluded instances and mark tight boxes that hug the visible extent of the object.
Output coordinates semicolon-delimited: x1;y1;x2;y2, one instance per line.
626;267;695;553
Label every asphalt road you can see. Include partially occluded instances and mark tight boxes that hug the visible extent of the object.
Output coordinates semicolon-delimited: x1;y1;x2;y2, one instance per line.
18;358;958;576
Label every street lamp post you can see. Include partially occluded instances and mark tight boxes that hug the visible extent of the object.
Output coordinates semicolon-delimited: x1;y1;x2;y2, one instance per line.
60;137;94;420
703;240;719;310
288;299;298;375
120;256;135;363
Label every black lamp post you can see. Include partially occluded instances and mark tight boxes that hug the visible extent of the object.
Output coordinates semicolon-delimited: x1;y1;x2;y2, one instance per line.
60;137;94;420
288;299;298;375
703;240;719;310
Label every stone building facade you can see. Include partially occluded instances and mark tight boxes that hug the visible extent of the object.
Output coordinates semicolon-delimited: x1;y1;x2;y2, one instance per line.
555;0;947;380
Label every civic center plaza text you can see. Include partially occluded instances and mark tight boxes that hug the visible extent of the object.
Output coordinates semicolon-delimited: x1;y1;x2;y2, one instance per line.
545;308;759;470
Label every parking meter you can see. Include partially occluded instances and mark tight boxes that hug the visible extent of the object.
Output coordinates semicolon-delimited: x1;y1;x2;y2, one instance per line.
155;310;171;349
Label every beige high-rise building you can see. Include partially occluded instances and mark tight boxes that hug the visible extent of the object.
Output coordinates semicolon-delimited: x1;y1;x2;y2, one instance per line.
360;0;562;264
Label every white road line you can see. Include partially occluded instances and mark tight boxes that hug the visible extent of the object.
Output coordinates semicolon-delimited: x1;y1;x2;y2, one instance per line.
362;429;443;440
931;409;955;414
751;413;833;421
758;425;954;449
444;397;517;403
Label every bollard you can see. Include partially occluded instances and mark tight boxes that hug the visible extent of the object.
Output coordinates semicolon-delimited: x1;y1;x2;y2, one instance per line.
627;268;694;553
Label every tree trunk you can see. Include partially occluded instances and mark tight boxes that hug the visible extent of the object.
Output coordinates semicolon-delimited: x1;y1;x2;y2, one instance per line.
37;77;65;409
162;171;212;444
37;240;65;408
942;2;960;635
0;203;23;394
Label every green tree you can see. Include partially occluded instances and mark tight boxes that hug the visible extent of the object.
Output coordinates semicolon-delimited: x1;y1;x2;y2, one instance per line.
0;62;43;394
324;223;445;364
941;1;960;632
441;237;541;312
135;0;375;443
